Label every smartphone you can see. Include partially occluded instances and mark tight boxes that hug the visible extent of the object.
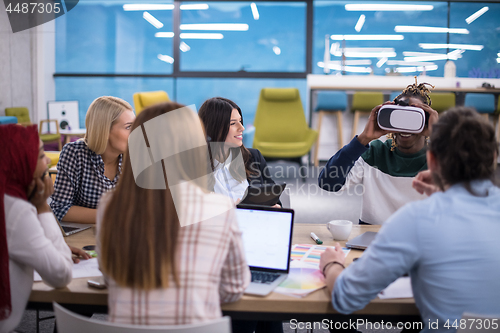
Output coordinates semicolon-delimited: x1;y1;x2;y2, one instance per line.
41;169;48;181
88;280;107;289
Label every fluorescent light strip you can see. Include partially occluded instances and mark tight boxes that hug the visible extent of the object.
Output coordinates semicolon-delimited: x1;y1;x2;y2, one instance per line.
419;43;483;51
332;51;396;58
331;34;404;41
179;4;209;10
329;60;372;65
404;50;463;62
180;24;248;31
497;58;500;64
345;4;433;11
498;53;500;58
124;4;174;11
354;15;365;32
387;60;436;66
318;62;372;73
376;57;388;67
251;3;259;20
273;46;281;55
395;26;469;34
403;51;447;57
180;33;224;39
466;6;489;24
180;42;191;52
394;65;438;73
157;54;174;64
143;12;163;29
155;32;174;38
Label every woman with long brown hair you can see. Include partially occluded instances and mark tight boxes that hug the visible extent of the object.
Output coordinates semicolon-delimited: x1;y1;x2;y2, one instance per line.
96;102;250;325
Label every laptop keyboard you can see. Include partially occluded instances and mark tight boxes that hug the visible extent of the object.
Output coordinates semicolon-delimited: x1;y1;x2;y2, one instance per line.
251;271;281;284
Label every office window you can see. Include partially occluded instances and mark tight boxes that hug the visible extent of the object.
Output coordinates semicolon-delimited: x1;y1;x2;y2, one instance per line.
179;2;306;72
313;1;448;76
56;1;174;74
176;78;307;124
449;3;500;78
55;78;174;127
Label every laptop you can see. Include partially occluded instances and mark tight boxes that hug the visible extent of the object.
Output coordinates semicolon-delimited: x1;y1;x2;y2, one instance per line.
235;205;294;296
345;231;377;250
55;215;91;237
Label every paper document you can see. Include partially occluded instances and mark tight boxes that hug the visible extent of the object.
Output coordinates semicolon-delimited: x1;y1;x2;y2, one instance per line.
34;258;102;282
378;277;413;299
291;244;350;268
274;261;326;298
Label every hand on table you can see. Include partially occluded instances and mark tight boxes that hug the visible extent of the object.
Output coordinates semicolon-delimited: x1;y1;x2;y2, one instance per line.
412;170;440;196
319;243;345;272
69;245;91;264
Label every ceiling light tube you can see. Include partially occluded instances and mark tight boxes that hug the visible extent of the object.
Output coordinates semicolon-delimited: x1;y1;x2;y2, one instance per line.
180;23;249;31
395;26;469;34
419;43;483;51
376;57;388;67
331;34;404;41
273;46;281;55
345;4;433;11
387;60;436;66
157;54;174;64
395;65;438;73
180;4;209;10
354;15;365;32
497;58;500;64
155;32;174;38
180;33;224;39
466;7;489;24
251;3;259;20
317;62;373;73
143;12;163;29
332;51;397;58
123;4;174;11
180;42;191;52
329;60;372;65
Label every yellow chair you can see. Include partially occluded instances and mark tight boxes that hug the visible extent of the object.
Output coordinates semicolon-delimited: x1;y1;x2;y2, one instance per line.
6;107;62;150
429;92;455;113
45;151;61;167
253;88;318;172
133;90;170;115
351;92;384;139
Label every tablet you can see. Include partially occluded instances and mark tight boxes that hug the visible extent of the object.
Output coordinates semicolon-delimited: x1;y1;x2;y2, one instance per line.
238;183;286;206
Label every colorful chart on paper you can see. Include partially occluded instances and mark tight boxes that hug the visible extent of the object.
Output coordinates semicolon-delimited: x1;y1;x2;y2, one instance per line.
278;265;325;290
291;244;350;268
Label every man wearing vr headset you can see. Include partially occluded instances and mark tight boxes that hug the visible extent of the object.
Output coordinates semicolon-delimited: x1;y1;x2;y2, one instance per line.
318;79;439;225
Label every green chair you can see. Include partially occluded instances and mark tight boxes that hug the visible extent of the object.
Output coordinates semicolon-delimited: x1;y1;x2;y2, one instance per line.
133;90;170;115
351;91;384;139
429;92;455;113
5;107;62;150
253;88;318;174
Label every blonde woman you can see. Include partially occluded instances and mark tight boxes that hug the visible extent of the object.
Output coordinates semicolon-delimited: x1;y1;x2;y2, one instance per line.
50;96;136;223
96;102;249;325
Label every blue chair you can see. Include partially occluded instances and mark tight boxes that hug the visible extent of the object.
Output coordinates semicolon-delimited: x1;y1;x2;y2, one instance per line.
0;116;18;125
313;91;348;166
388;91;400;102
464;93;495;119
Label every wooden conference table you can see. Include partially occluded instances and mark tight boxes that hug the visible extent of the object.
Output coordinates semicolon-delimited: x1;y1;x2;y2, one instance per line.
29;224;420;322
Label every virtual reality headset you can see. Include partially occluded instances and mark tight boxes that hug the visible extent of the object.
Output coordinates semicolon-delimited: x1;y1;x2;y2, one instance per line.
377;105;426;134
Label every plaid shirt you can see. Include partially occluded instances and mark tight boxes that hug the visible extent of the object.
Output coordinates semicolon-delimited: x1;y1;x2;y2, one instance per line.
50;141;122;221
96;183;250;326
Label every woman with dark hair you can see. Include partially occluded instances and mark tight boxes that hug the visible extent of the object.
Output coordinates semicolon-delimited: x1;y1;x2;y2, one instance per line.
198;97;280;206
320;107;500;332
96;102;249;325
319;78;439;225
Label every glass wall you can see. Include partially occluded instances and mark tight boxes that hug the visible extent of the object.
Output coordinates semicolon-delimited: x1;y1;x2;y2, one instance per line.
54;1;500;126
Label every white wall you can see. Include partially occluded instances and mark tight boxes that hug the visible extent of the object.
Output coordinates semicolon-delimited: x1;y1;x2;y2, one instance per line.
0;4;55;123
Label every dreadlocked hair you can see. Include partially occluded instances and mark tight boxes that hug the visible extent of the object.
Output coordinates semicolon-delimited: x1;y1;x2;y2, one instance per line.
388;76;435;151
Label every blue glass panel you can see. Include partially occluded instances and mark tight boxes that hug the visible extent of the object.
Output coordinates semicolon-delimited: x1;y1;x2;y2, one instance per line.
180;2;306;72
56;1;174;74
449;3;500;78
313;1;448;76
176;78;307;124
55;77;174;127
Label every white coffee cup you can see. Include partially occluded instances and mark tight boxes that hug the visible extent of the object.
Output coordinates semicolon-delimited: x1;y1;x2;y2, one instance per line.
327;220;353;241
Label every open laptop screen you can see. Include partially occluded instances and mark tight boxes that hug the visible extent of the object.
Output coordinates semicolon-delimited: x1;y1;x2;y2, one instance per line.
236;207;293;271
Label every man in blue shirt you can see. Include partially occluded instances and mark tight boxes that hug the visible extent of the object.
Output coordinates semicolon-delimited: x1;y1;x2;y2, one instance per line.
320;107;500;333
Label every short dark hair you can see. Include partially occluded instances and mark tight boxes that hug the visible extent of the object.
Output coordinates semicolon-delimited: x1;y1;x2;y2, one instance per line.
429;107;498;192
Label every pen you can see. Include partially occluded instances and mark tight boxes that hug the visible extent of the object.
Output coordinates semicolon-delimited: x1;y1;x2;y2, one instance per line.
310;232;323;244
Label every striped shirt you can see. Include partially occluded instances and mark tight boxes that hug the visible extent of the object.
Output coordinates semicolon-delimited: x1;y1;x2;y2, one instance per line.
96;182;250;325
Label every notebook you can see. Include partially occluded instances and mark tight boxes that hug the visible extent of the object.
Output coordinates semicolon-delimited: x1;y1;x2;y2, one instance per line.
345;231;377;250
236;205;294;296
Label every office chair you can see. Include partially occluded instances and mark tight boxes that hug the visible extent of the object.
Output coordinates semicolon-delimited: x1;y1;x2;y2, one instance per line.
428;92;455;113
133;91;170;115
53;302;232;333
351;91;384;139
